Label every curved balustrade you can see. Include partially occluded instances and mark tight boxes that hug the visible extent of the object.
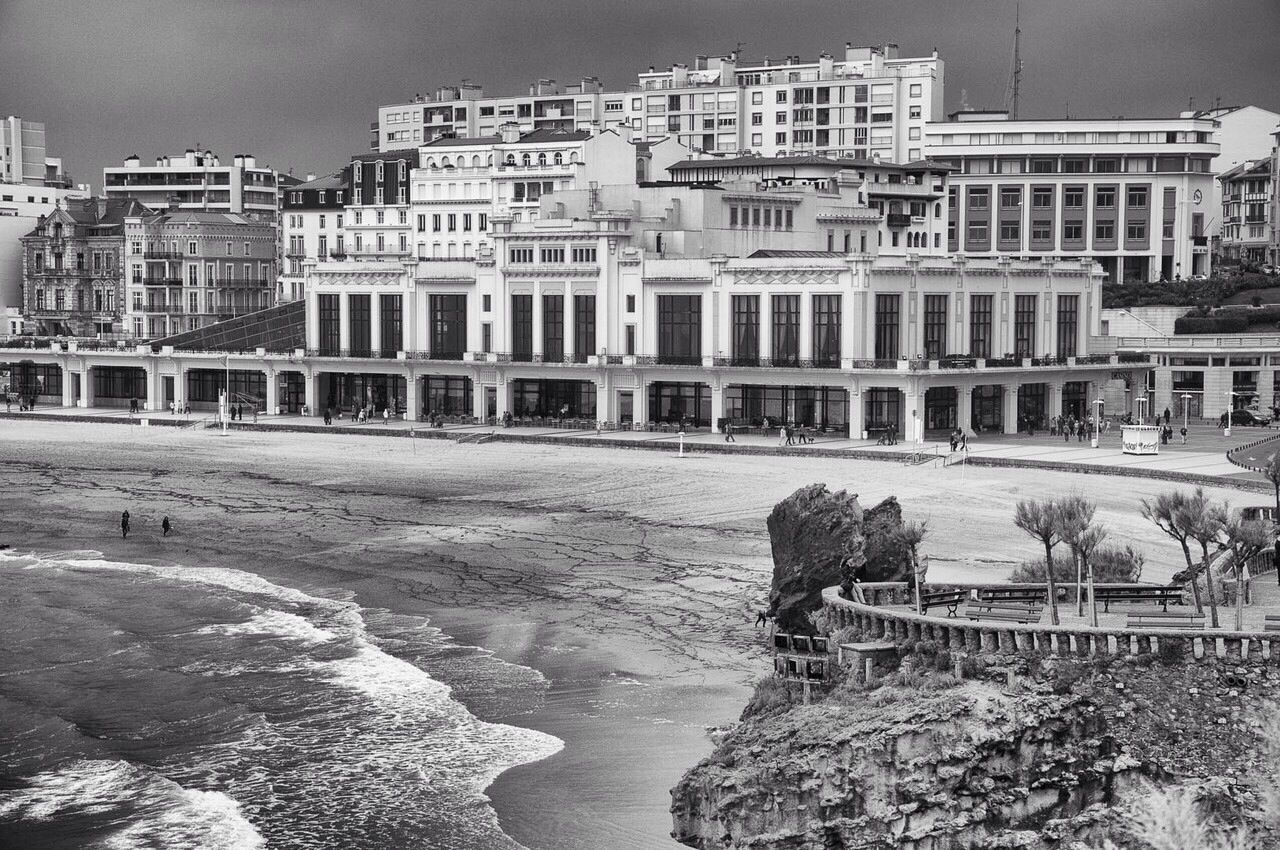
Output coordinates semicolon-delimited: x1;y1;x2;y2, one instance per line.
824;585;1280;665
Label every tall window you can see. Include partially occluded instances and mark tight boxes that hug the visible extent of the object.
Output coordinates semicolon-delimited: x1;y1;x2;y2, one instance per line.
348;294;371;357
1056;294;1079;358
379;294;402;357
874;294;900;361
430;294;467;358
923;294;948;359
732;295;759;365
771;294;800;365
812;294;841;365
542;293;564;361
969;294;993;358
573;294;595;362
512;295;533;361
657;294;701;365
1014;294;1037;358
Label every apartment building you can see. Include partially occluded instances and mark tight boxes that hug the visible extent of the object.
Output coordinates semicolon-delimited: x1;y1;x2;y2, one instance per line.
104;151;282;224
19;198;149;337
1181;105;1280;247
1273;125;1280;266
373;42;942;163
290;174;1130;439
122;209;277;339
924;114;1220;282
343;151;418;262
1218;159;1272;265
663;154;953;256
281;172;349;302
412;127;689;260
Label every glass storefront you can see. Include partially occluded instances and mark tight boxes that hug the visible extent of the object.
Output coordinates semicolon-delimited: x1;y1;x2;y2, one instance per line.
7;362;63;401
864;387;902;433
724;385;848;431
512;379;596;418
924;386;956;430
424;375;472;416
647;382;710;426
1017;383;1046;430
971;385;1003;432
321;373;406;415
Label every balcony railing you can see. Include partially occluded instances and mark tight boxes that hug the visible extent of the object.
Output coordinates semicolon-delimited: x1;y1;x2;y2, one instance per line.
711;355;841;369
143;277;182;286
885;213;912;228
143;250;185;260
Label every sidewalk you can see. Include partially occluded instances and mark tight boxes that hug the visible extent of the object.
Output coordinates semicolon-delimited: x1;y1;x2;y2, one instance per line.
3;406;1275;489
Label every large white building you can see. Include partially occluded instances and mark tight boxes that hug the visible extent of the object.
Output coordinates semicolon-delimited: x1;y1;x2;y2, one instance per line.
923;114;1220;282
104;151;282;224
281;172;348;303
374;42;942;164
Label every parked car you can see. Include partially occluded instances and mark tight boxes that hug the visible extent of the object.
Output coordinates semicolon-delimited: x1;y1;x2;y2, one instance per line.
1230;408;1272;426
1261;264;1279;276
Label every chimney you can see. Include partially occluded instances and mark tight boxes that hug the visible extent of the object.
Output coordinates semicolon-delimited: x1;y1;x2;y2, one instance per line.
499;121;521;144
125;155;140;168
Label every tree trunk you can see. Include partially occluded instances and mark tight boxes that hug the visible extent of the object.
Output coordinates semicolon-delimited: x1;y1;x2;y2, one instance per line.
1201;542;1221;629
1074;548;1083;617
1086;557;1098;627
1235;558;1245;631
1044;539;1060;625
1180;540;1203;613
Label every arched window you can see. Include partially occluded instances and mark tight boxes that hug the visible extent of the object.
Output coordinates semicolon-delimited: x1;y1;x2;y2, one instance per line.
506;154;516;165
935;203;942;218
456;154;465;167
522;153;531;166
537;153;547;166
425;157;435;168
553;152;563;165
568;152;579;164
472;155;481;167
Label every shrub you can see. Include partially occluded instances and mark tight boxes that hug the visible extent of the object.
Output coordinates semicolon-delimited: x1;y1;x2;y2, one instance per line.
1174;314;1249;334
741;676;795;720
1009;545;1144;583
1157;639;1186;665
922;672;962;691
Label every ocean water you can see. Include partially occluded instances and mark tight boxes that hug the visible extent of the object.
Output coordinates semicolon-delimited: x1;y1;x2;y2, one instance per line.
0;550;563;849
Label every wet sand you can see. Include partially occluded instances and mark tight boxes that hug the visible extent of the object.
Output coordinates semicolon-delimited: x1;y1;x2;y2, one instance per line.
0;420;1239;848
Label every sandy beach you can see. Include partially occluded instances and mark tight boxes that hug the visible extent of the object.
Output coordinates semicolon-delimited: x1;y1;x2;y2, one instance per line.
0;419;1248;849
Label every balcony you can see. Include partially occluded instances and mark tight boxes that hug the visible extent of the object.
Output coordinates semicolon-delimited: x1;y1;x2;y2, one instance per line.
143;277;182;286
711;356;841;369
143;250;185;260
886;213;912;228
1192;235;1209;247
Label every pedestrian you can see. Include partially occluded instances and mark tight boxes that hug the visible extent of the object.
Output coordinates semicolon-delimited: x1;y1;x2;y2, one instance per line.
1180;426;1188;444
121;510;130;539
786;424;795;447
183;402;190;417
778;424;788;448
252;407;258;424
755;609;770;627
383;406;390;424
960;429;968;451
724;423;735;443
162;516;171;537
949;430;958;452
1164;407;1171;425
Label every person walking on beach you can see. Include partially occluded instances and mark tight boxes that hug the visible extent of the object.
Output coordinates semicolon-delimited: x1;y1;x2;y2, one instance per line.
162;516;171;537
121;510;130;539
755;608;771;627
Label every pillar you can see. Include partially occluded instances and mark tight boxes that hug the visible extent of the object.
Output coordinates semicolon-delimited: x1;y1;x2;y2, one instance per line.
145;363;162;411
849;384;864;439
595;377;611;425
81;367;95;408
473;378;487;420
304;369;318;415
957;385;973;434
905;383;923;443
370;294;383;357
339;295;351;354
265;367;278;414
405;372;420;421
1048;381;1064;420
1002;383;1019;435
174;365;187;411
61;369;75;407
531;283;544;357
711;382;725;432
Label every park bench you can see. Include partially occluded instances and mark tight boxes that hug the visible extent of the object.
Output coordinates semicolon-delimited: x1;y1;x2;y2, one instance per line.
976;587;1049;604
1093;585;1185;612
1125;610;1205;629
964;600;1044;624
920;589;969;617
1264;615;1280;632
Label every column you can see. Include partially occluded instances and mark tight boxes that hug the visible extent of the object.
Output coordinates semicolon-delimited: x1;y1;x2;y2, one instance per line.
405;371;419;421
564;290;575;363
80;367;95;408
265;366;278;415
304;369;318;415
370;294;383;357
473;377;487;420
848;381;864;439
798;294;813;365
759;296;772;362
1258;368;1275;415
957;385;973;434
1048;381;1064;420
711;381;725;433
145;363;162;411
904;382;923;443
1002;383;1019;435
495;375;510;420
595;374;611;424
61;369;75;407
339;294;351;353
174;365;187;411
532;283;544;357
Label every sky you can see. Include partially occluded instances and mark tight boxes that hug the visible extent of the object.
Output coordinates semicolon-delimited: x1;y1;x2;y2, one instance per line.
2;0;1278;190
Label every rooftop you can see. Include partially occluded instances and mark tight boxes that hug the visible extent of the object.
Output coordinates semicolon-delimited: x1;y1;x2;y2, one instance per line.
153;300;305;354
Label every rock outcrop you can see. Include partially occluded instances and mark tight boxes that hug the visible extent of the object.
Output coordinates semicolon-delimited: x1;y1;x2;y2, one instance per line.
765;485;866;634
861;497;910;582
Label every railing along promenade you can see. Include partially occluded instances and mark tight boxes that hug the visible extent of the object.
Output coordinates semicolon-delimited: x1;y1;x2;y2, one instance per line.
822;583;1280;665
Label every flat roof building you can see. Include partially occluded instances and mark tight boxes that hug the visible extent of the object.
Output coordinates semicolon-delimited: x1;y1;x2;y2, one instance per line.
104;151;282;224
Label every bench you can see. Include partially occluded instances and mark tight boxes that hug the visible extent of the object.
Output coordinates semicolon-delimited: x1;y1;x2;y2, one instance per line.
921;589;969;617
1093;585;1184;612
1264;615;1280;632
1126;610;1205;629
977;587;1049;604
965;601;1044;624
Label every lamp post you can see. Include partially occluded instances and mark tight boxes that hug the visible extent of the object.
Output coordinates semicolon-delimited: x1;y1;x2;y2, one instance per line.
1225;390;1238;438
1091;397;1104;448
1136;394;1150;425
1181;392;1192;441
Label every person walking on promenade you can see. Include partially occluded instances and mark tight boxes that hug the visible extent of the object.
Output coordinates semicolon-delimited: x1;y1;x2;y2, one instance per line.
949;430;958;452
1164;407;1171;425
724;423;735;442
383;407;390;425
121;510;130;539
162;516;171;537
1181;425;1188;444
960;429;968;451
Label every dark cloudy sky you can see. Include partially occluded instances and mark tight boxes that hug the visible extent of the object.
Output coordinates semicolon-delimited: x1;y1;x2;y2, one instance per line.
3;0;1277;189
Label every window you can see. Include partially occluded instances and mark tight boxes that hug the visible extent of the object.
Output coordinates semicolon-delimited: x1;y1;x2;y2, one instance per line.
1032;188;1053;208
731;295;759;364
909;83;922;98
540;246;565;264
1056;294;1078;358
626;294;636;313
922;294;947;359
1014;294;1037;357
463;213;472;232
509;246;534;263
874;294;900;360
1031;220;1052;242
318;293;340;355
478;213;487;231
512;294;534;361
909;105;922;119
447;214;456;231
625;324;636;356
1126;186;1148;208
999;222;1020;242
967;221;988;241
574;294;596;360
380;293;403;356
1126;222;1146;240
187;240;197;255
417;214;426;232
775;132;787;145
970;294;993;358
432;214;441;232
429;294;467;359
1000;188;1021;209
243;242;251;256
570;246;596;263
812;294;841;365
657;295;701;364
776;111;787;124
1095;222;1115;241
1064;188;1084;208
771;294;800;365
226;241;233;255
1095;187;1116;208
968;188;989;209
776;91;787;103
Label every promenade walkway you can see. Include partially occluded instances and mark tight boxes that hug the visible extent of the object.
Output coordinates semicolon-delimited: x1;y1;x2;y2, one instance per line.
4;405;1277;487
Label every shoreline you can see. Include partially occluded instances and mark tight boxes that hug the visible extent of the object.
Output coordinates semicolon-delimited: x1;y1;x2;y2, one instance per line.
0;419;1257;848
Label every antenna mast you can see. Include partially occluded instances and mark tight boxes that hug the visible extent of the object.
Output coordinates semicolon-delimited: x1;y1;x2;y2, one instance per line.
1003;4;1023;119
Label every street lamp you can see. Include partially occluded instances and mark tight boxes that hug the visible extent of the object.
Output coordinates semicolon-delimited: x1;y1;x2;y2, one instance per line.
1225;390;1240;438
1136;395;1150;425
1180;392;1192;443
1091;397;1105;448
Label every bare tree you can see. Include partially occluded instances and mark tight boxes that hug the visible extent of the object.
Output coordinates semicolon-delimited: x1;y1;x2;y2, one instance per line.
1140;491;1203;613
1014;498;1061;624
894;520;929;613
1054;495;1095;617
1184;487;1226;628
1214;506;1269;630
1077;524;1108;627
